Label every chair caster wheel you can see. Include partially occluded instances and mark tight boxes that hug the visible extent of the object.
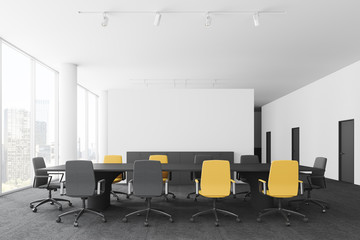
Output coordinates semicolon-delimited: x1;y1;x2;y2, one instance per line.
169;218;174;223
102;218;107;223
50;202;54;205
190;218;194;222
116;197;120;202
256;217;261;223
322;209;326;213
186;195;190;199
68;202;72;206
286;221;291;226
58;206;62;211
122;218;128;223
215;221;219;227
56;217;61;223
236;218;241;223
303;217;309;223
144;222;149;227
194;198;197;202
172;196;176;199
32;208;37;213
233;195;236;199
30;204;34;208
126;195;130;199
74;222;79;227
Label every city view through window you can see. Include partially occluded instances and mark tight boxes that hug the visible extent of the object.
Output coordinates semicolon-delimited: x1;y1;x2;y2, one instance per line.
0;40;98;194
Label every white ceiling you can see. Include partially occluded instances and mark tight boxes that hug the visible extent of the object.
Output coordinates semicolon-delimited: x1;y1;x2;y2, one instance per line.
1;0;360;107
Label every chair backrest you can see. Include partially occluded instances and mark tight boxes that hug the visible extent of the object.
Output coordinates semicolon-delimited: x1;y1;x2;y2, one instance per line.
65;160;96;197
32;157;48;187
200;160;231;196
104;155;122;164
193;155;213;179
311;157;327;188
268;160;299;196
133;160;163;197
240;155;259;164
149;155;168;179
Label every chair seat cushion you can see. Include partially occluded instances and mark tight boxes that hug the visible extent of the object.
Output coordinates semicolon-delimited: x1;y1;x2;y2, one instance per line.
38;181;62;189
265;189;296;198
199;190;229;198
113;174;123;183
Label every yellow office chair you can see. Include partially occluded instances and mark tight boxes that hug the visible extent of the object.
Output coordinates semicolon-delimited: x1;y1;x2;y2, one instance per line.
104;155;129;200
149;155;176;199
190;160;240;226
257;160;308;226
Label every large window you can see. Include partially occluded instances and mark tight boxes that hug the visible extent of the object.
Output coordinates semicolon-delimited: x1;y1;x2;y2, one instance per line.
77;85;98;162
0;39;58;193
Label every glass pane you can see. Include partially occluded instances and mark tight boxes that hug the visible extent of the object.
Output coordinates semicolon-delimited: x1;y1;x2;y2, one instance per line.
77;87;86;159
1;43;32;192
88;93;97;162
35;63;56;167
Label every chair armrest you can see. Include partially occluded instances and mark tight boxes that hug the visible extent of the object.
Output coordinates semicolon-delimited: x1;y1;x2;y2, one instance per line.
195;179;199;194
307;175;326;188
165;179;169;195
258;179;267;195
60;181;66;195
128;179;133;195
49;172;64;182
33;175;52;188
231;179;235;195
97;179;106;195
299;180;304;195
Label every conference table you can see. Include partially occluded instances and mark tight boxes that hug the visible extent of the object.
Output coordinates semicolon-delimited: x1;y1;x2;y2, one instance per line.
42;163;318;211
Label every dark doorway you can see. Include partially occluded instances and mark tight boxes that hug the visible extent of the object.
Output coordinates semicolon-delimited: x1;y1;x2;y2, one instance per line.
292;127;300;162
266;132;271;163
339;120;354;183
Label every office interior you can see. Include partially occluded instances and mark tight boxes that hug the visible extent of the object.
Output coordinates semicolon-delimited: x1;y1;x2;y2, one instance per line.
0;1;360;239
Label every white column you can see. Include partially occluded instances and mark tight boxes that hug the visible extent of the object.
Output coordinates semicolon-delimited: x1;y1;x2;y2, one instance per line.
59;63;77;164
98;90;108;161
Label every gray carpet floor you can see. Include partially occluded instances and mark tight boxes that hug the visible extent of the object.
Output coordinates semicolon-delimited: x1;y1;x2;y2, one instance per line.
0;179;359;240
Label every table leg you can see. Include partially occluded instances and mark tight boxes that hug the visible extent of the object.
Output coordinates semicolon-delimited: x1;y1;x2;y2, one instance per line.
240;172;273;211
88;172;119;211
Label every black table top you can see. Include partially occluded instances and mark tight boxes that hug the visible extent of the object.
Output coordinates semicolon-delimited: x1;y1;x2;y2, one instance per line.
41;163;317;173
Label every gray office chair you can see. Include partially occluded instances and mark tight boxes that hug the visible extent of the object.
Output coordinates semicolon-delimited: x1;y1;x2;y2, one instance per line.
233;155;259;199
122;160;173;227
186;155;213;201
56;160;106;227
30;157;72;212
290;157;329;212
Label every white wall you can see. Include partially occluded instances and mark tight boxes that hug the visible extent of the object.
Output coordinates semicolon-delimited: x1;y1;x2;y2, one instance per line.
262;60;360;184
107;89;254;163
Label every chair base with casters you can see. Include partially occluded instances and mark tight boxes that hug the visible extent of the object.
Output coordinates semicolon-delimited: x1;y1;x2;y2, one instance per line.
233;190;251;200
111;190;130;201
56;197;106;227
186;191;199;201
30;188;72;212
257;199;308;226
190;199;240;227
289;190;329;213
122;197;173;227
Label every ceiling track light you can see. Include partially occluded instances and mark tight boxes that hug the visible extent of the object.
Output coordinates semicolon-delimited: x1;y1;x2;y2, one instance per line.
205;12;211;27
154;12;161;26
253;12;259;27
78;10;284;27
102;12;109;27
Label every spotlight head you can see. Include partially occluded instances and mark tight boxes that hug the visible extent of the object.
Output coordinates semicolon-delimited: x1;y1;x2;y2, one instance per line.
154;12;161;26
205;12;211;27
102;12;109;27
253;12;259;27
